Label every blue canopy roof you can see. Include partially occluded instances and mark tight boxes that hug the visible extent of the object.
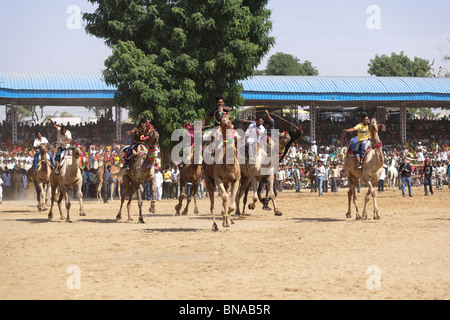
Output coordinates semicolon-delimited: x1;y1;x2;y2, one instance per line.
0;72;116;106
1;72;450;107
240;76;450;105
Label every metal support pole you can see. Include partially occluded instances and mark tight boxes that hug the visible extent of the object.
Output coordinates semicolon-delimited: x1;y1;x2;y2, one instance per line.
11;104;18;145
115;106;122;142
310;102;316;142
400;102;407;144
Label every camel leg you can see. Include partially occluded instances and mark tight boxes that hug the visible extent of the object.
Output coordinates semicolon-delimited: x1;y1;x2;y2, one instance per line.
44;182;50;209
175;181;186;216
215;177;230;228
182;183;198;216
48;185;60;220
346;186;353;218
236;175;250;218
36;182;43;212
126;183;136;222
267;175;281;216
97;183;102;202
248;176;258;212
228;179;239;225
56;187;65;221
117;176;130;221
149;183;156;214
77;183;86;216
135;182;145;223
361;177;373;220
205;177;217;231
193;190;199;214
371;179;380;220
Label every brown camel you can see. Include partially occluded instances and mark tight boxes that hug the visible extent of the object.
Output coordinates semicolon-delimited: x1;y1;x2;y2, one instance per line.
344;118;385;220
236;131;291;217
28;144;52;212
95;163;123;202
175;163;201;216
116;131;159;223
202;112;241;231
48;145;86;222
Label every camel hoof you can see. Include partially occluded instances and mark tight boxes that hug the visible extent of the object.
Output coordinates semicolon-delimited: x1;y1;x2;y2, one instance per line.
116;214;122;220
175;212;180;216
212;223;218;231
127;217;134;222
48;213;53;221
194;209;199;214
274;211;282;216
79;212;86;217
59;216;65;221
248;203;255;210
138;218;145;224
66;219;72;223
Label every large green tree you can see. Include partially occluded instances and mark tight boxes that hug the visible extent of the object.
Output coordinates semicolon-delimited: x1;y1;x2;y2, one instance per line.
84;0;274;146
367;51;431;77
256;52;319;75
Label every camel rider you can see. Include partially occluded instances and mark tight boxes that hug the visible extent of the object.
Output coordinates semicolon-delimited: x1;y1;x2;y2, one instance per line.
241;116;265;162
124;118;153;168
32;132;54;172
202;96;232;127
49;119;72;173
343;115;371;169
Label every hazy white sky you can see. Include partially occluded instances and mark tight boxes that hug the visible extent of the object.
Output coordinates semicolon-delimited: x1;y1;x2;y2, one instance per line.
0;0;448;75
0;0;449;119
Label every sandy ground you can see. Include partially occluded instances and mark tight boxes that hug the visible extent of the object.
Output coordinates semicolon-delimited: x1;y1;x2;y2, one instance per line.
0;186;449;300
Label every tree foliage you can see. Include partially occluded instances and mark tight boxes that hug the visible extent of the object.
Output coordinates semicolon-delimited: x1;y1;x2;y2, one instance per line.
83;0;274;146
367;51;431;77
264;52;319;76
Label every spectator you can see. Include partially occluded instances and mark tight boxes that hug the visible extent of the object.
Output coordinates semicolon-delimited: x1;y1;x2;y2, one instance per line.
315;160;326;197
421;159;434;196
154;167;163;201
399;158;413;197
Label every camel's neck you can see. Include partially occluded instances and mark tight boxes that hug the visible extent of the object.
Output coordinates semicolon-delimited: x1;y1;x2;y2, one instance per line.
67;156;80;176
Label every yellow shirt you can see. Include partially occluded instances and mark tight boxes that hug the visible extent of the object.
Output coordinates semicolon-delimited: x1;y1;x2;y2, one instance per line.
163;171;171;182
353;123;371;141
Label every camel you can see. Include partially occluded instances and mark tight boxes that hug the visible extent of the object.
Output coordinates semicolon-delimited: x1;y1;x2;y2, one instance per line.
386;157;398;191
28;144;52;212
116;130;159;223
236;131;292;217
95;163;123;201
202;112;241;231
343;118;385;220
48;145;86;222
175;163;201;216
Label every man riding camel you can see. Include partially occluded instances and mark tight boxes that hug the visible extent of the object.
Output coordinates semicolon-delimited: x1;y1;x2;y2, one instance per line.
343;115;372;170
202;96;232;127
49;119;72;173
32;132;54;172
124;118;155;168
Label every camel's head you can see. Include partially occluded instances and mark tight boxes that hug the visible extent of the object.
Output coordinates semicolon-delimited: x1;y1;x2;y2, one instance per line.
219;113;232;131
279;131;291;148
369;118;385;134
38;144;48;154
73;144;83;159
148;130;159;147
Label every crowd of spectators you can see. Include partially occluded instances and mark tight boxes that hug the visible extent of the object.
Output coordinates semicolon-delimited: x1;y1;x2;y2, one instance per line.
0;114;449;203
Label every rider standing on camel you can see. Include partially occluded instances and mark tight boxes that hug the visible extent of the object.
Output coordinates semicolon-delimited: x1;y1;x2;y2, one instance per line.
49;119;72;173
343;115;371;170
124;118;153;168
